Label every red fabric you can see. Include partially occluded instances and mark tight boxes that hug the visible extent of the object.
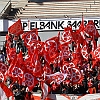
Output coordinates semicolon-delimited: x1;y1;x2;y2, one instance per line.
88;80;93;87
7;57;24;84
0;82;13;97
0;61;8;74
22;28;38;47
81;41;88;60
43;63;53;75
27;41;43;56
45;72;67;85
52;83;58;91
7;48;17;64
30;49;43;77
61;26;72;44
92;45;100;60
8;19;23;36
84;20;99;38
62;65;83;85
24;57;33;74
43;36;59;63
72;43;83;65
60;43;71;61
23;72;38;91
17;51;24;65
91;39;97;51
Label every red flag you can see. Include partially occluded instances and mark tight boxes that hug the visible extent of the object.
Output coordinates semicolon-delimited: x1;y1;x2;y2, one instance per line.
22;28;38;47
91;39;97;51
46;72;67;85
17;51;24;65
30;49;43;77
60;43;71;61
0;82;13;98
7;48;17;64
43;63;53;75
81;41;89;60
23;72;38;91
7;57;24;84
0;72;5;81
84;20;99;38
8;19;23;36
72;43;83;65
27;41;43;56
61;26;72;44
0;61;8;74
43;36;59;63
24;57;33;74
91;45;100;60
64;66;83;85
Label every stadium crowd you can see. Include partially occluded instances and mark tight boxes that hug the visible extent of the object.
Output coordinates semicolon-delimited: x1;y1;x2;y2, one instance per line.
0;19;100;100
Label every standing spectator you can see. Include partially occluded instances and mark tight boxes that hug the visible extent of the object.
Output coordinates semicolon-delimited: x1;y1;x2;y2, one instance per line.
13;35;18;48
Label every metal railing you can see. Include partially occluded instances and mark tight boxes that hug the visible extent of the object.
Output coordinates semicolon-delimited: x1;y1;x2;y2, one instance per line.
0;0;11;17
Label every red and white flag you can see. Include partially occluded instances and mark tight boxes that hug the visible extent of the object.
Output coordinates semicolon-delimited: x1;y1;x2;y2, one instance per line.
84;20;99;38
46;72;67;85
8;19;23;36
41;81;51;100
0;82;13;99
22;28;38;47
61;26;72;44
81;41;88;60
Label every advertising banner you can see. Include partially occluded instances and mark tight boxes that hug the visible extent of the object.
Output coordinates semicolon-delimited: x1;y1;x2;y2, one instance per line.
8;18;100;32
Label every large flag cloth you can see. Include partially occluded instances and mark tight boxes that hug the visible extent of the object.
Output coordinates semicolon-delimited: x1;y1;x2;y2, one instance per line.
45;72;67;85
8;19;23;36
0;82;13;98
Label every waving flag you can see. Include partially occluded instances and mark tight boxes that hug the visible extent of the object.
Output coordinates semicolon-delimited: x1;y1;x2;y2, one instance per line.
63;65;83;85
8;19;23;36
22;28;38;47
0;82;13;98
17;51;24;65
23;72;38;91
91;45;100;60
6;57;24;84
0;61;8;74
7;48;17;64
27;41;43;56
60;43;71;61
84;20;99;38
30;49;43;77
43;36;59;63
81;41;89;60
46;72;67;85
61;26;72;44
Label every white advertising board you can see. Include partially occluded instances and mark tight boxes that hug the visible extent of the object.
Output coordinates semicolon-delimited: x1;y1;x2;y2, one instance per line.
0;20;4;32
8;17;100;32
